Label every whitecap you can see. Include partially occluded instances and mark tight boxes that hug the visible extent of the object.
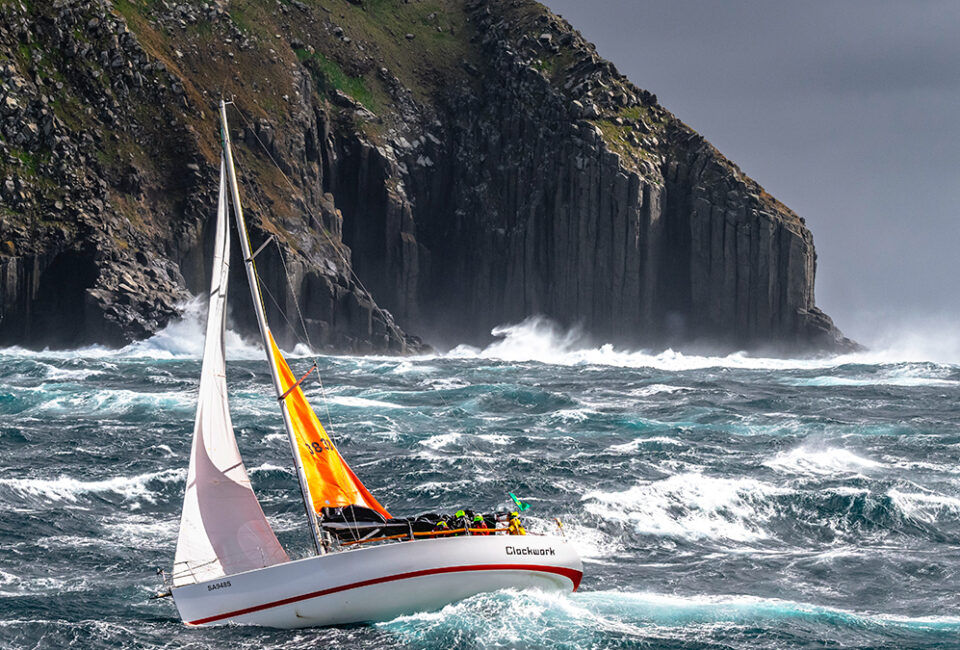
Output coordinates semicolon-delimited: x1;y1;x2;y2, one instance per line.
0;298;262;361
381;587;960;646
888;488;960;523
101;515;179;548
786;375;957;388
419;433;463;450
583;473;788;542
438;316;960;369
629;384;691;397
326;395;406;410
607;437;684;454
477;434;511;445
35;361;103;381
0;468;184;504
764;446;883;477
568;590;960;630
525;517;623;562
248;462;293;475
26;388;194;417
549;408;593;422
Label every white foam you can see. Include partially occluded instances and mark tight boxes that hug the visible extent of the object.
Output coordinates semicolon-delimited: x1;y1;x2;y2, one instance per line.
787;375;957;388
630;384;691;397
27;387;194;416
102;515;179;548
326;395;406;410
248;462;292;475
525;517;623;561
477;434;511;445
0;468;184;504
425;377;470;390
765;446;883;477
888;488;960;523
570;590;960;629
0;298;262;361
419;433;463;450
0;570;75;597
382;586;960;644
583;473;788;542
33;361;103;381
155;444;176;458
608;437;684;454
550;408;593;422
441;316;960;368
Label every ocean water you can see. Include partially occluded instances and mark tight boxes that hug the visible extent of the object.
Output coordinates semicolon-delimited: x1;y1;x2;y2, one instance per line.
2;315;960;649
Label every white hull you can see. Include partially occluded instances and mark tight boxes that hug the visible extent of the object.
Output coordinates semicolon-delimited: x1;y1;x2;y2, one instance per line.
172;535;582;628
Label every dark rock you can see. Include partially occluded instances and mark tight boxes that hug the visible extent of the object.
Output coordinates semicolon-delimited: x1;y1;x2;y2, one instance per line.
0;0;847;355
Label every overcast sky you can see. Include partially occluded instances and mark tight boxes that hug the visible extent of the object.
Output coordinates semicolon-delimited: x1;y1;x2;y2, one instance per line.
545;0;960;347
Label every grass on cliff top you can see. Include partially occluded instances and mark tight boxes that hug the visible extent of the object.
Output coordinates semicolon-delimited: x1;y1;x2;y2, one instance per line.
324;0;478;104
588;104;672;174
590;118;661;179
296;49;376;111
94;0;480;224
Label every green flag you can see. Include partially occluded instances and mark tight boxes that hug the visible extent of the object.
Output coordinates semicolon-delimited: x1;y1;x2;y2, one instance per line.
509;492;530;512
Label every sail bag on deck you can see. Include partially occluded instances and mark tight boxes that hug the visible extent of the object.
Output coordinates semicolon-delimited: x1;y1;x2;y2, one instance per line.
173;160;288;587
269;334;390;520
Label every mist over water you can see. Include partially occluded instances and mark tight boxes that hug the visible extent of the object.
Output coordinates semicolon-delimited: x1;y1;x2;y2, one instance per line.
2;310;960;648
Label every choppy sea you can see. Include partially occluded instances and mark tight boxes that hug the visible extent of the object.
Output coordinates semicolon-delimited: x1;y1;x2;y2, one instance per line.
2;312;960;649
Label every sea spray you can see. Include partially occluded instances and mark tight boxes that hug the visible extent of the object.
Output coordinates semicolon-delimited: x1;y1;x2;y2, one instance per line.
2;321;960;648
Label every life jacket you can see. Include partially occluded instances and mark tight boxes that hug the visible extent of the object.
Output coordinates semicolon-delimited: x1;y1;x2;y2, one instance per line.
473;520;490;535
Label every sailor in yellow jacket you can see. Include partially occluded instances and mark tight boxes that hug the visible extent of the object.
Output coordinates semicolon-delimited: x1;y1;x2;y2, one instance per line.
507;512;526;536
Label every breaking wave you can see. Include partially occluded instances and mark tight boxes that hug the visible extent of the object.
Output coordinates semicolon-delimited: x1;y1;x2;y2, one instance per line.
764;445;883;477
583;474;788;543
0;469;185;506
381;588;960;647
445;316;960;370
4;312;960;648
0;298;262;361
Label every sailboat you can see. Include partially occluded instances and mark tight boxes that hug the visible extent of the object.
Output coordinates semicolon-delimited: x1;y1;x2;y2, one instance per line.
163;100;582;629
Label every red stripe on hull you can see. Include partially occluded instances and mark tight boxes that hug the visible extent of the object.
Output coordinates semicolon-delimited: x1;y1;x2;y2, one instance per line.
186;563;583;626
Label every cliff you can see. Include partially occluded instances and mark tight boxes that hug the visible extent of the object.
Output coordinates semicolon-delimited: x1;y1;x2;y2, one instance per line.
0;0;853;353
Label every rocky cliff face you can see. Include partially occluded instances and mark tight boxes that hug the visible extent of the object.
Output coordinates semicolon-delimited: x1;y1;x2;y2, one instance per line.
0;0;852;353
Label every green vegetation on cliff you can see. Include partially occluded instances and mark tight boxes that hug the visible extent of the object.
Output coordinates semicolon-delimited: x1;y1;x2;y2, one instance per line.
0;0;851;352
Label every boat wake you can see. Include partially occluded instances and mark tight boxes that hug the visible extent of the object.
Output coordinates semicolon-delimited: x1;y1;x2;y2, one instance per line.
381;588;960;647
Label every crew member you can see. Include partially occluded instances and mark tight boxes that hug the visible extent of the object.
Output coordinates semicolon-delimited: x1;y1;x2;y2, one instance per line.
507;512;526;536
455;509;470;535
472;513;490;535
433;520;449;534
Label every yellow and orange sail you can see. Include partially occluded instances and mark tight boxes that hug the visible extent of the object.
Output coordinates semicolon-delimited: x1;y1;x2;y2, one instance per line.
269;334;390;519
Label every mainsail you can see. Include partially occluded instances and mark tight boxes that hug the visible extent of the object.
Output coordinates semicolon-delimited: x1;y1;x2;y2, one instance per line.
172;159;288;587
269;334;391;519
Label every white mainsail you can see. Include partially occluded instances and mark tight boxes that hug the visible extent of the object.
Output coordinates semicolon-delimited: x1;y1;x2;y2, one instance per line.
172;158;288;587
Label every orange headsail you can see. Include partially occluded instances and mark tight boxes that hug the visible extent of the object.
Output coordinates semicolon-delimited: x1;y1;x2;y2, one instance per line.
269;334;390;519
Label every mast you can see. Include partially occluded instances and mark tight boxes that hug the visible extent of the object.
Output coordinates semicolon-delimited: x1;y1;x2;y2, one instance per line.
218;100;324;555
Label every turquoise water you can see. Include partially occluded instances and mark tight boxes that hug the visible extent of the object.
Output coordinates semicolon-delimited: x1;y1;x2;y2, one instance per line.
2;316;960;648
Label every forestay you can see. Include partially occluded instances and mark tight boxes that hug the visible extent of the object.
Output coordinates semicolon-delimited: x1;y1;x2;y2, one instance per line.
172;159;288;587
